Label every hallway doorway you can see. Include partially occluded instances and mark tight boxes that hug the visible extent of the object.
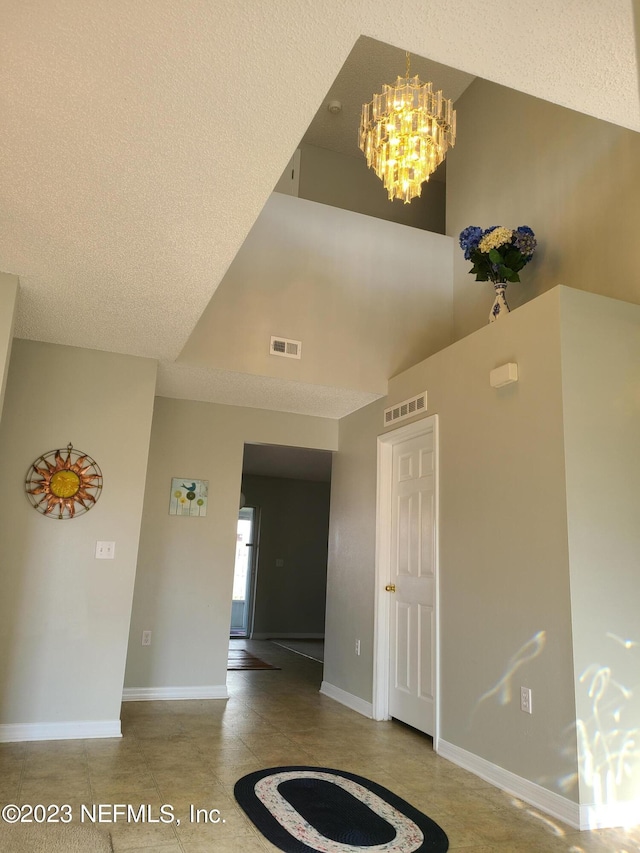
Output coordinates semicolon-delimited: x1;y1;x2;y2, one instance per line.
235;443;332;646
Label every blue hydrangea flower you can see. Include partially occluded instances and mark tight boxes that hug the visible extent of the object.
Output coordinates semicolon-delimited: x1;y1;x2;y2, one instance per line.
514;226;537;258
459;226;482;260
459;223;537;283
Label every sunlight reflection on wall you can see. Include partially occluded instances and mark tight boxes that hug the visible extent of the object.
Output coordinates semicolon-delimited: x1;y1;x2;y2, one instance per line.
562;633;640;830
470;630;546;725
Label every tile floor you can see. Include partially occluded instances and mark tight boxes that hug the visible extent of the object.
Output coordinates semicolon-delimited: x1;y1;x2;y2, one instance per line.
1;639;639;852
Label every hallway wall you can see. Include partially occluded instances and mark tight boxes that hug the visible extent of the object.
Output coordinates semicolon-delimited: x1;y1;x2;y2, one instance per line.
124;398;337;697
325;285;640;821
242;474;330;638
560;288;640;813
325;288;577;802
0;340;156;737
325;397;386;705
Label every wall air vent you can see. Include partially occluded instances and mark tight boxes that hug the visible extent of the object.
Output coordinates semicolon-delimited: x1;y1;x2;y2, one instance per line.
383;392;427;427
270;336;302;359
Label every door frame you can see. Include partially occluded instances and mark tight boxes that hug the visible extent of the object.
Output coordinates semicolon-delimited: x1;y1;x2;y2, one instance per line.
246;505;261;638
372;414;440;748
231;505;260;638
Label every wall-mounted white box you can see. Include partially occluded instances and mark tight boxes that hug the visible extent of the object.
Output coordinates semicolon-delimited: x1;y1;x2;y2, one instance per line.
490;362;518;388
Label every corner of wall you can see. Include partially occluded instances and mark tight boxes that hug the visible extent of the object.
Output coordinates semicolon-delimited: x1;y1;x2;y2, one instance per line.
0;272;19;420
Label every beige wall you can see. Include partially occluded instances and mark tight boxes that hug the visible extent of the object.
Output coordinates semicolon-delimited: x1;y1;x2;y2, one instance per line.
325;288;579;799
325;285;640;813
433;69;640;811
559;288;640;809
242;474;331;637
179;193;454;395
0;340;156;733
0;273;19;421
325;397;386;703
124;398;337;693
389;288;577;795
447;79;640;341
298;143;446;235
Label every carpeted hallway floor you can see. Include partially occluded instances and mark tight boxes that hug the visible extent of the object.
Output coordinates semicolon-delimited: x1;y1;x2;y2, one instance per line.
0;640;637;852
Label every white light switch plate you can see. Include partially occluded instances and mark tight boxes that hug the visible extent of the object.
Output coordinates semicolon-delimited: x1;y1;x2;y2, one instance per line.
95;541;116;559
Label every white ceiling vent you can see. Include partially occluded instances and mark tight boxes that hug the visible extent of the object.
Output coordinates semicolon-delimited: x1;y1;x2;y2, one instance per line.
270;336;302;359
384;392;427;427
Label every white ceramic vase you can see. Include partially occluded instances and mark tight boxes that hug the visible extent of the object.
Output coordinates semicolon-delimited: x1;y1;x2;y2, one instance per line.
489;283;510;322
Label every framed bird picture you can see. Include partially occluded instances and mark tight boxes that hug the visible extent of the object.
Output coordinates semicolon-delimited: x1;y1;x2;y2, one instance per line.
169;477;208;517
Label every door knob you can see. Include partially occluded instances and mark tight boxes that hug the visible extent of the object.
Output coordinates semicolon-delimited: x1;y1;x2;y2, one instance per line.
385;584;396;592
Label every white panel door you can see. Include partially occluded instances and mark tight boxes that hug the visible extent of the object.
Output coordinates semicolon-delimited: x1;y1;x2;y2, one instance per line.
388;430;436;735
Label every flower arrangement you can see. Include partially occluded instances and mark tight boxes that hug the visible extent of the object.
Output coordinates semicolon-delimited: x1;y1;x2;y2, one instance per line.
459;225;536;284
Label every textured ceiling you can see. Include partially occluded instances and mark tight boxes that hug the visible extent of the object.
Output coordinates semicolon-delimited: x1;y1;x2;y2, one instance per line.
1;1;638;417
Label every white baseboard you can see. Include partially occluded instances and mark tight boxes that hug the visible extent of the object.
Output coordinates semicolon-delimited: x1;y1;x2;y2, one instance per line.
438;739;636;830
320;681;373;719
122;685;228;702
251;633;324;640
0;720;121;743
438;739;580;829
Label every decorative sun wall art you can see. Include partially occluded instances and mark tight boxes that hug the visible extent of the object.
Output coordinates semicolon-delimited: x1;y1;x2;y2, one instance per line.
25;443;103;519
169;478;208;517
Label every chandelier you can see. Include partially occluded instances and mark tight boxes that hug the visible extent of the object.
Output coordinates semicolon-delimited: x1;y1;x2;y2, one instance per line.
359;52;456;204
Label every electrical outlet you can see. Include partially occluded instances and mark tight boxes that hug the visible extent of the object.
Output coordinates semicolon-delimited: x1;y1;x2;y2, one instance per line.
142;630;152;646
520;686;532;714
355;639;361;656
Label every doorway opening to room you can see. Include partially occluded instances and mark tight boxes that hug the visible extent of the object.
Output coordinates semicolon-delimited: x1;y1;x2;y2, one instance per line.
230;505;259;638
229;442;332;669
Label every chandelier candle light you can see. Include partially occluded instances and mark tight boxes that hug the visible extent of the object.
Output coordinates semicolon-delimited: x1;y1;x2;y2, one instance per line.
359;52;456;204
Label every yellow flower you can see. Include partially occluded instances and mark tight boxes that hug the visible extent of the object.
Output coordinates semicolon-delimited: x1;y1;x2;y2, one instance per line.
478;227;513;253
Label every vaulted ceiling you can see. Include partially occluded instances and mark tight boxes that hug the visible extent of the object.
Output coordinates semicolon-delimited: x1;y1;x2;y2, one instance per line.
1;2;638;414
